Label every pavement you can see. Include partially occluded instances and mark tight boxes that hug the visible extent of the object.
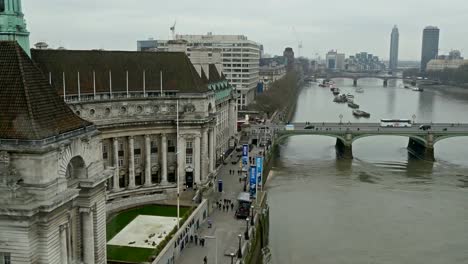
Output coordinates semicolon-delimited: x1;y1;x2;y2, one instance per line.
176;147;263;264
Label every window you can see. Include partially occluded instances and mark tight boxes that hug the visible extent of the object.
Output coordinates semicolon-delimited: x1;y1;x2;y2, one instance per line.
118;159;124;166
168;140;175;152
0;253;11;264
134;148;141;155
135;157;140;165
186;141;193;155
0;0;4;12
186;155;193;165
151;142;158;154
102;144;108;159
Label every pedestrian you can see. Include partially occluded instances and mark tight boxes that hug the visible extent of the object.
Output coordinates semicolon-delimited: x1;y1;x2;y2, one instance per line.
201;238;205;247
203;256;207;264
231;203;234;211
195;235;198;245
190;235;193;243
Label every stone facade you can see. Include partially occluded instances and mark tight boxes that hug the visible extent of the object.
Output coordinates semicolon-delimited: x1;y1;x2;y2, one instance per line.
0;128;113;264
64;89;236;200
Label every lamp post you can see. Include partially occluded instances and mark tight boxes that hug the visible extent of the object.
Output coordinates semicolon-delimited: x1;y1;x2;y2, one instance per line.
237;234;242;258
230;253;235;264
245;217;250;240
412;114;416;124
339;114;343;124
205;235;217;264
250;205;254;226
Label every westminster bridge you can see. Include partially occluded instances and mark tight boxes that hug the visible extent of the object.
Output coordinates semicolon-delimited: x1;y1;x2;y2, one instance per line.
250;122;468;161
316;72;405;87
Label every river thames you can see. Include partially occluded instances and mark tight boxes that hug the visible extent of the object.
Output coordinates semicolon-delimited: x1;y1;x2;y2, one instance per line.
268;78;468;264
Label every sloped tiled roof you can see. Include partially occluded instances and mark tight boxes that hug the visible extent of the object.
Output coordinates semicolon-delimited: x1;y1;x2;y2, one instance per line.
0;41;91;140
208;64;223;83
31;49;209;95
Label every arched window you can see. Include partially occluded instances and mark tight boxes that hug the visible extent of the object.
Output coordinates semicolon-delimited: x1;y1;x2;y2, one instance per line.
0;0;5;12
65;156;86;183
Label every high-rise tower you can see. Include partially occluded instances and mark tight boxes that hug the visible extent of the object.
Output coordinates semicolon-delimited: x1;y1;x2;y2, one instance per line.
0;0;30;56
421;26;440;72
389;25;399;72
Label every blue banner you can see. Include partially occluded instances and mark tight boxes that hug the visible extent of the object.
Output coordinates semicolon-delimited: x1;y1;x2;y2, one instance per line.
249;166;257;197
242;144;249;156
256;156;263;188
242;144;249;168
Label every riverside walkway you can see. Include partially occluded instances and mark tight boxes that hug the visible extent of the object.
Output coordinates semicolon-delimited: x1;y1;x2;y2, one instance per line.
176;146;264;264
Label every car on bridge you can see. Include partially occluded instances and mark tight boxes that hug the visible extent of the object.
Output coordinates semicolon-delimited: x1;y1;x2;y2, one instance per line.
304;125;315;129
419;124;432;131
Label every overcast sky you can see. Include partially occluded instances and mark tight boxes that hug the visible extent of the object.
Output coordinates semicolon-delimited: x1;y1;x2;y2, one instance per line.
24;0;468;61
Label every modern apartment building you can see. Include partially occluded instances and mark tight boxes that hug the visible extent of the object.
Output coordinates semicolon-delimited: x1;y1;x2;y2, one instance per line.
138;33;261;110
421;26;440;72
389;25;399;71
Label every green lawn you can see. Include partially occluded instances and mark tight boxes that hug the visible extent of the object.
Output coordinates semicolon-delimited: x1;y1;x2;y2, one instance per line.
107;204;191;263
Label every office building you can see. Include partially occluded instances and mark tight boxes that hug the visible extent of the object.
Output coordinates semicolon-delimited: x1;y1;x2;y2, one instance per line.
389;25;399;71
138;33;261;110
421;26;440;72
326;50;345;70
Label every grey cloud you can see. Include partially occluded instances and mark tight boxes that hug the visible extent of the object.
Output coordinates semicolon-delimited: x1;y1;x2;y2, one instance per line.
24;0;468;60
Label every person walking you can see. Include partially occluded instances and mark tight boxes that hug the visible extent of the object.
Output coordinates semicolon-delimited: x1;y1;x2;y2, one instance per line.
203;256;207;264
195;235;198;245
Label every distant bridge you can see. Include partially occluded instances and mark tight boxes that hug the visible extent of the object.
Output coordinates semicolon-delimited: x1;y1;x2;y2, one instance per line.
317;72;405;87
250;122;468;161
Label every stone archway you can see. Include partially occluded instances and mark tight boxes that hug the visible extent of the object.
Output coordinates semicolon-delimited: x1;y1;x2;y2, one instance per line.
65;156;86;184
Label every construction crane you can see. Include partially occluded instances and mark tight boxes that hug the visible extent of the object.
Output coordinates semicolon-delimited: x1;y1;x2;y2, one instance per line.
292;27;303;57
170;21;176;40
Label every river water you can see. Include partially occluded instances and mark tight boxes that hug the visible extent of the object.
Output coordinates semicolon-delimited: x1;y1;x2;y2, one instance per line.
268;78;468;264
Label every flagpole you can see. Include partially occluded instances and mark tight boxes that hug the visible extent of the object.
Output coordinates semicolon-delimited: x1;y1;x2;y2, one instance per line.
176;99;180;229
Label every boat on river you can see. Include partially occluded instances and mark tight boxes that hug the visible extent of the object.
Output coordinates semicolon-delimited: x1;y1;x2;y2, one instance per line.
333;94;347;103
352;109;370;118
412;87;424;92
348;101;360;109
355;87;364;93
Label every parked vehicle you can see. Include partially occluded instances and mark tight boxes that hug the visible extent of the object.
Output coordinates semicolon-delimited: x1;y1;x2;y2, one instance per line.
304;125;315;129
235;192;252;219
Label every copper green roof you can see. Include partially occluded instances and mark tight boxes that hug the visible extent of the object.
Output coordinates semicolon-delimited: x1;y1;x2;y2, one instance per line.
31;49;209;95
0;41;91;140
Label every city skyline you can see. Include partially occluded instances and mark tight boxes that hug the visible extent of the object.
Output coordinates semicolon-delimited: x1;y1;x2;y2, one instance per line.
23;0;468;61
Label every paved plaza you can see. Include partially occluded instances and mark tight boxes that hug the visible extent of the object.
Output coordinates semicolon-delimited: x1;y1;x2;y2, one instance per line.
108;215;178;249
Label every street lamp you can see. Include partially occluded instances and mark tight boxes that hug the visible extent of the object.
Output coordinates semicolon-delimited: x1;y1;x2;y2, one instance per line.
205;235;217;264
412;114;416;124
237;234;243;258
245;217;250;240
250;205;254;226
230;253;235;264
339;114;343;124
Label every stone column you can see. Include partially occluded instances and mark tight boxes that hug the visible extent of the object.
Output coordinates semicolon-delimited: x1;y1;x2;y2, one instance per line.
144;135;152;187
60;224;68;264
209;128;215;173
112;138;120;191
161;134;168;184
201;129;209;181
177;136;186;185
128;136;136;189
80;208;95;264
229;100;234;139
194;135;201;184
